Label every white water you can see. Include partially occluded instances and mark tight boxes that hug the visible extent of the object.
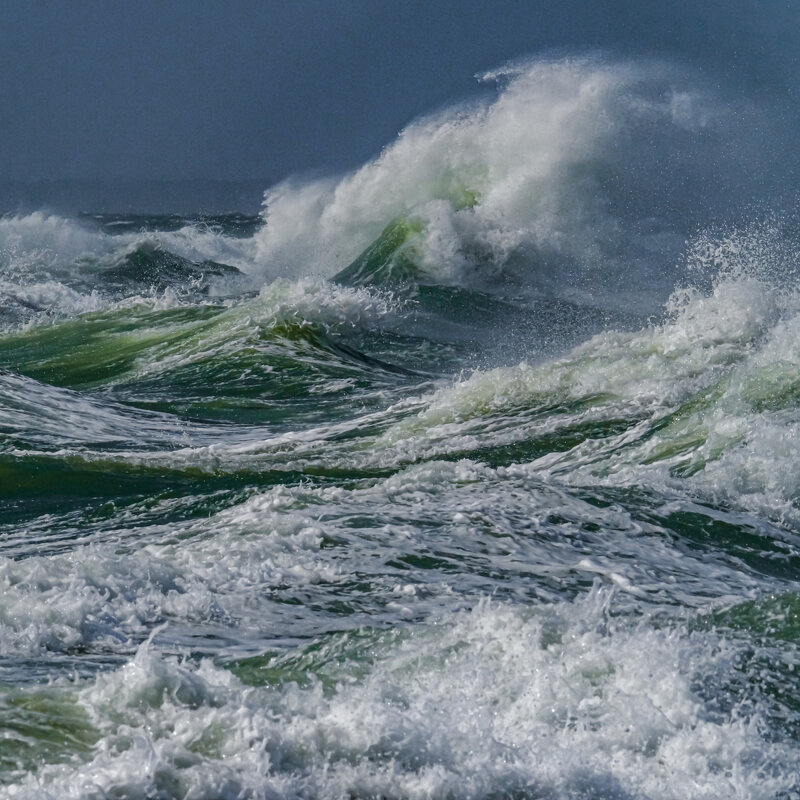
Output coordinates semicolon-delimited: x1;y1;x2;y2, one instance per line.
252;57;752;309
6;590;796;800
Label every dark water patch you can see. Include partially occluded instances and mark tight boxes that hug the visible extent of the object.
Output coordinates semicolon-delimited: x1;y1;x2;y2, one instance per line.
229;626;407;691
649;507;800;584
580;486;800;585
693;591;800;742
0;487;257;559
100;242;244;296
80;212;263;238
704;591;800;643
440;415;641;469
0;453;366;528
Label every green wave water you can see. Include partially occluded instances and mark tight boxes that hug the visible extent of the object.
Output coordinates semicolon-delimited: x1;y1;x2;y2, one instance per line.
4;56;800;800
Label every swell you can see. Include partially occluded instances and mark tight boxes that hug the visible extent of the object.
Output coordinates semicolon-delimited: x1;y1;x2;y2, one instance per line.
4;222;800;524
0;278;426;421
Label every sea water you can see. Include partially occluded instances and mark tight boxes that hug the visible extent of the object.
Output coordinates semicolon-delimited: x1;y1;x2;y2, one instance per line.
2;57;800;799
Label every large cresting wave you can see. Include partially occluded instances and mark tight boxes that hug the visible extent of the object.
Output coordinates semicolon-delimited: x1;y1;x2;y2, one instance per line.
254;56;768;310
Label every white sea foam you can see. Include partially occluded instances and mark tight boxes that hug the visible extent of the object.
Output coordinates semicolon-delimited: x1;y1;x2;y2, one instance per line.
0;491;335;657
0;213;258;323
0;213;255;276
0;440;765;663
0;278;106;319
7;590;795;799
252;57;738;304
0;212;112;274
150;225;257;274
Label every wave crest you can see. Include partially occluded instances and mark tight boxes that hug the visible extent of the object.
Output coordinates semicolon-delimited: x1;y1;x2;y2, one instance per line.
254;57;752;307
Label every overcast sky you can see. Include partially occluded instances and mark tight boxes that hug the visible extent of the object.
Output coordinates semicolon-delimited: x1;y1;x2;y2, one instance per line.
0;1;797;209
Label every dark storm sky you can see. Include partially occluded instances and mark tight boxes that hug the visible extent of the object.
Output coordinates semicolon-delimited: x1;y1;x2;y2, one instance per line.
0;0;797;187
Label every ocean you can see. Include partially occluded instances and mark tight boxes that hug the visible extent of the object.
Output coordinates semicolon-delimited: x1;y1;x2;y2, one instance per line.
2;57;800;798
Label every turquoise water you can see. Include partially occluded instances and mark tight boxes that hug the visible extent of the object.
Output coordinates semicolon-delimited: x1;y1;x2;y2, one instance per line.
3;58;800;799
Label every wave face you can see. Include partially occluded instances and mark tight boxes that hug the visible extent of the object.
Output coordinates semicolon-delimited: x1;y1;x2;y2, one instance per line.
254;58;766;309
3;57;800;799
